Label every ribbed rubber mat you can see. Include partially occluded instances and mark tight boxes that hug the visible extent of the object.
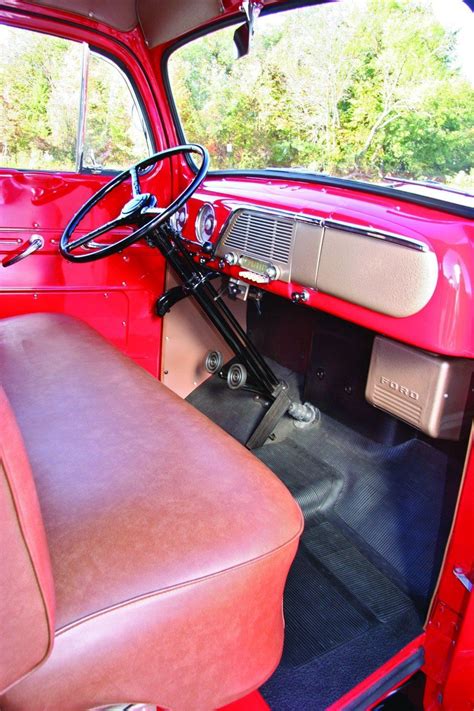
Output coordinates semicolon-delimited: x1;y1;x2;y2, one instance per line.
331;437;447;605
257;416;451;608
303;521;415;623
188;364;454;609
281;551;371;666
281;519;417;668
187;359;302;445
187;374;263;444
187;360;459;707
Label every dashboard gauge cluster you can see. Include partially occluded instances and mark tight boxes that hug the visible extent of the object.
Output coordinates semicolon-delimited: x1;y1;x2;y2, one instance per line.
169;205;188;233
195;203;216;244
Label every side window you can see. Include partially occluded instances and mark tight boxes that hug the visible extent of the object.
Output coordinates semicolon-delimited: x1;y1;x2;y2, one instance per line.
0;26;82;170
0;25;152;172
83;52;152;172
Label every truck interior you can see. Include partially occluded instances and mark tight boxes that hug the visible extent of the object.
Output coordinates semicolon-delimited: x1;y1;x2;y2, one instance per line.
1;1;473;710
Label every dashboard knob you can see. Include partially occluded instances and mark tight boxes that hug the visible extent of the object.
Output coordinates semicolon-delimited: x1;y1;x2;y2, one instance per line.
291;290;309;304
265;265;279;280
224;252;238;266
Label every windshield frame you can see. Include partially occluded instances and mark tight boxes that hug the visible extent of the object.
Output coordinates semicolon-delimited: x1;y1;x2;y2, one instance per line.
162;1;474;220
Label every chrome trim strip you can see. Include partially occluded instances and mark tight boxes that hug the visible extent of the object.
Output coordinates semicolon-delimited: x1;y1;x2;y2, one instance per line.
215;205;318;247
75;42;90;173
216;205;429;253
219;204;323;230
323;218;429;252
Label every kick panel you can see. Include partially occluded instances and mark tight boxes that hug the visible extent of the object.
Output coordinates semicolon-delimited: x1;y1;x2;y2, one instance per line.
366;336;473;439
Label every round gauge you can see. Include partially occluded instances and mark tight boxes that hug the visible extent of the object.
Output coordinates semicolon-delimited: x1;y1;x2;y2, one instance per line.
195;203;216;244
169;205;188;233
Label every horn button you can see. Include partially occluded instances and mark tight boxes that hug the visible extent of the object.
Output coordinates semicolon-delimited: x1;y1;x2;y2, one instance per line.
121;193;155;218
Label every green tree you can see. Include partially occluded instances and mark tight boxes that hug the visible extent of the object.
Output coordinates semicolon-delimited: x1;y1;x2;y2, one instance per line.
169;0;474;189
0;26;149;171
0;28;81;168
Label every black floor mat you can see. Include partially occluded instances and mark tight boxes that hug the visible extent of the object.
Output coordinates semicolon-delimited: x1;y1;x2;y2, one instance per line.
280;519;420;668
187;363;458;709
256;417;450;610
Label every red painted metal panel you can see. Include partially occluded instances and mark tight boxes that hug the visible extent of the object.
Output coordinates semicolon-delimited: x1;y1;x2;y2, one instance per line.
423;431;474;710
0;172;168;376
218;690;271;711
442;593;474;709
0;231;166;375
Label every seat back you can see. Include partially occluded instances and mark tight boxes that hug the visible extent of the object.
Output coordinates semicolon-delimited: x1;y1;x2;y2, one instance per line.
0;388;55;693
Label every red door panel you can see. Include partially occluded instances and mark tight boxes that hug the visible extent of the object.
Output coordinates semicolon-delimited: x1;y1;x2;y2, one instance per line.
0;168;169;376
0;7;172;377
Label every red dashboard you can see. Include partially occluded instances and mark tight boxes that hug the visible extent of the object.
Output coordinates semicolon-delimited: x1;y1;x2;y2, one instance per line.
182;175;474;359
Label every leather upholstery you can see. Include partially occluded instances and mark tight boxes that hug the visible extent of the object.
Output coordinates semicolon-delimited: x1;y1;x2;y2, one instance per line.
0;389;55;694
0;313;303;710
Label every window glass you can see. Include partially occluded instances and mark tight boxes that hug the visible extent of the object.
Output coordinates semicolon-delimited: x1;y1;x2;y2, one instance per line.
0;25;151;172
168;0;474;195
0;25;81;170
83;52;151;171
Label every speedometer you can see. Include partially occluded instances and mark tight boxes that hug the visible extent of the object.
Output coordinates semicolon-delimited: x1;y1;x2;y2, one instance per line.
195;203;216;244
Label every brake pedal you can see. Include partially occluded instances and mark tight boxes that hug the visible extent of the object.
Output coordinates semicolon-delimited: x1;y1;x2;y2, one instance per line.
227;363;247;390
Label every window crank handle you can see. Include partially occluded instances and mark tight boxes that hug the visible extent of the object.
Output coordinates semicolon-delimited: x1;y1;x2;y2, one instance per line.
2;234;44;268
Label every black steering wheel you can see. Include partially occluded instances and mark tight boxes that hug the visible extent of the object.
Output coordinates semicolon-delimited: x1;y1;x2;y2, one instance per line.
60;144;209;262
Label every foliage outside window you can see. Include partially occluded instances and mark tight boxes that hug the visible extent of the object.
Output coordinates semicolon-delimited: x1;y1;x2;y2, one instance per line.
83;53;151;172
0;26;151;172
0;29;81;170
168;0;474;192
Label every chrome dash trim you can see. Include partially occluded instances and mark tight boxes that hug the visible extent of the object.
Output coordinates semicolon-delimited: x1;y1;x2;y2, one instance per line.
216;205;429;253
323;219;429;252
216;205;322;244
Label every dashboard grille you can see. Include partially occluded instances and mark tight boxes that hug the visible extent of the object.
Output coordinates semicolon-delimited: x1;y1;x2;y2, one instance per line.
223;210;294;263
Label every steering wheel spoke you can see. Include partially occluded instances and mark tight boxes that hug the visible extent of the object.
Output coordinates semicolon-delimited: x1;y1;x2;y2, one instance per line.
130;166;141;199
60;145;209;263
66;216;130;253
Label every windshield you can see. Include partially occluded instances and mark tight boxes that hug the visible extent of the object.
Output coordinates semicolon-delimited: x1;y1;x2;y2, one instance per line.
167;0;474;200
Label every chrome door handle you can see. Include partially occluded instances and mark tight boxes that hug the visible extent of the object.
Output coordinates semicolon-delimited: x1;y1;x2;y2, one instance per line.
2;234;44;267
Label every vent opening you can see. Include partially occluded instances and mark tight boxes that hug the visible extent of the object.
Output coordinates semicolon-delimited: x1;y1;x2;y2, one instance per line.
223;210;294;264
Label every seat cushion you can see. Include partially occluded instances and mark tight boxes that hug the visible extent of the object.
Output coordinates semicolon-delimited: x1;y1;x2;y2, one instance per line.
0;388;55;694
0;313;303;710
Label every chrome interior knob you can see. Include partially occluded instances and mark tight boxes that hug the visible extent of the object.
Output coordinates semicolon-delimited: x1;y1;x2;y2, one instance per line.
224;252;238;266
